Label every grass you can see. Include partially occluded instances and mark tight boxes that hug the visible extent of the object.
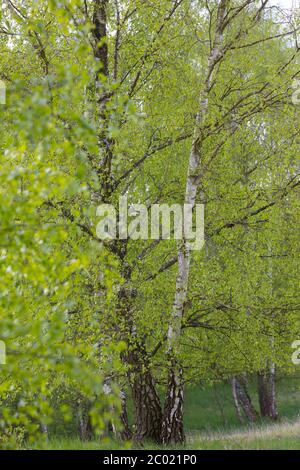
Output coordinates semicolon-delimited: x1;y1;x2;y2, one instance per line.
30;374;300;450
39;418;300;450
184;374;300;433
190;418;300;450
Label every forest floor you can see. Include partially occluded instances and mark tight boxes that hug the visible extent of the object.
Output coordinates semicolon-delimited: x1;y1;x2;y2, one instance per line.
32;374;300;450
44;417;300;450
189;418;300;450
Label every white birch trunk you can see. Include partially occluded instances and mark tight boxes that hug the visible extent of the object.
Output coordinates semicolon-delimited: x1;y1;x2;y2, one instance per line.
161;1;229;444
231;377;245;424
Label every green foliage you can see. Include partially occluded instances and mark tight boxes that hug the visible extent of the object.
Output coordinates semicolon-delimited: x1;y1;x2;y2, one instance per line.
0;0;299;448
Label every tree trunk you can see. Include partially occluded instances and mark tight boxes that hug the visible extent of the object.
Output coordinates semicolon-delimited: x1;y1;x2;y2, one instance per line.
117;262;162;443
77;404;93;441
161;358;185;444
257;365;278;420
40;394;48;436
92;0;109;78
131;366;162;443
161;0;228;445
40;423;48;436
231;376;259;423
119;391;132;441
231;377;245;424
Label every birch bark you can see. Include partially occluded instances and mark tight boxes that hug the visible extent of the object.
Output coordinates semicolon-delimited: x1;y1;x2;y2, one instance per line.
161;0;229;444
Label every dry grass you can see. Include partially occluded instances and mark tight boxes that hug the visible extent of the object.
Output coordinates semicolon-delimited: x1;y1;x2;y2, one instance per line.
201;417;300;442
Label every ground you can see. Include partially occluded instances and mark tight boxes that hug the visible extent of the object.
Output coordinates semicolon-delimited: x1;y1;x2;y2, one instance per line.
30;374;300;450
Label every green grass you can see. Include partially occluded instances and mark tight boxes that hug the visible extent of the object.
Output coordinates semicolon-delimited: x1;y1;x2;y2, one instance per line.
30;374;300;450
35;438;126;450
190;418;300;450
184;373;300;433
37;419;300;450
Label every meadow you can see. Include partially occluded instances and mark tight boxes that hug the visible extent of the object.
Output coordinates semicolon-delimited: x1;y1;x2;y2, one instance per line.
31;375;300;450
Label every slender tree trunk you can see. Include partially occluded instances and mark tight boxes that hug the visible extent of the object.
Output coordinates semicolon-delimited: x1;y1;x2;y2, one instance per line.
40;394;48;436
161;358;185;444
92;0;109;78
78;417;93;441
231;376;259;423
161;0;228;445
258;246;278;421
92;0;114;200
77;402;93;441
231;377;245;424
119;391;132;440
257;365;278;420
